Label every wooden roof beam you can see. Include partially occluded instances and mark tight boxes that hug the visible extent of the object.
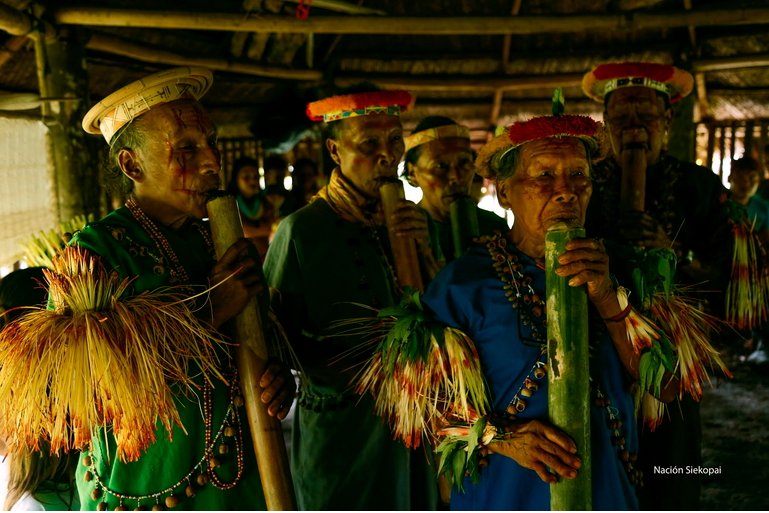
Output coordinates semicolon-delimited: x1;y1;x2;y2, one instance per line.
693;53;769;72
335;73;584;93
55;7;769;35
85;32;323;80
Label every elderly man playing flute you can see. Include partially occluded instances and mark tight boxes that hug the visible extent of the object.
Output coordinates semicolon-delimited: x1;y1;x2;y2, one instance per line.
404;116;508;262
582;62;740;510
263;84;443;510
340;96;730;510
0;67;296;511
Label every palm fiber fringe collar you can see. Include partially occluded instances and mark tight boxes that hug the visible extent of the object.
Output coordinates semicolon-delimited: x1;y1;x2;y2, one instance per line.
404;124;471;152
582;62;694;103
475;114;600;179
83;66;214;145
306;90;413;122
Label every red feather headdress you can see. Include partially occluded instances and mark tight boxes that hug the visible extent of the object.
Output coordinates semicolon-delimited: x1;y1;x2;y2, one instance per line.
306;90;414;122
582;62;693;103
476;115;601;179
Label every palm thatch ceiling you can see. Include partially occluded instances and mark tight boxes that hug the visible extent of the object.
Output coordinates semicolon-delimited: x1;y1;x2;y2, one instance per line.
1;0;769;140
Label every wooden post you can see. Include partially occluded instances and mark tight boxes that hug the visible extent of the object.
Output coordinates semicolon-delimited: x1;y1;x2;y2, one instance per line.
760;122;768;175
33;26;101;224
729;122;738;165
449;196;480;259
667;87;696;163
706;124;716;171
744;120;755;158
545;223;592;511
206;193;297;511
380;180;424;292
718;126;726;180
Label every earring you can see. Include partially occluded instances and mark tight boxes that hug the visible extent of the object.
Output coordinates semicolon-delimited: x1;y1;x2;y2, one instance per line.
662;131;669;153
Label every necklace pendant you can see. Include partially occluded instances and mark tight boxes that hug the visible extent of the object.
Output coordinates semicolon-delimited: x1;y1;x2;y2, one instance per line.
153;264;166;275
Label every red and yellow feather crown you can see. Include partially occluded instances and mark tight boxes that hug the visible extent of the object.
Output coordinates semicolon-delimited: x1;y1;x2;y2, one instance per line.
582;62;693;103
306;90;414;122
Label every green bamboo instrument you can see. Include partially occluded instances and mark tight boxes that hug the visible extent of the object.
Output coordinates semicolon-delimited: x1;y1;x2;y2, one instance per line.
545;223;592;510
449;196;480;259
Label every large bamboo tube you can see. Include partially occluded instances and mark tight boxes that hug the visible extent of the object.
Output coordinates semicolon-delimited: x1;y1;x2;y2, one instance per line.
545;223;592;511
620;147;646;213
206;192;297;511
449;195;479;259
380;179;424;292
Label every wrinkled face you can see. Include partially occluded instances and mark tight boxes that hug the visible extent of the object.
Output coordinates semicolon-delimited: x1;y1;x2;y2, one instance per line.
237;165;261;197
605;87;673;166
729;169;761;201
497;138;592;241
408;137;475;210
327;114;404;198
127;100;220;220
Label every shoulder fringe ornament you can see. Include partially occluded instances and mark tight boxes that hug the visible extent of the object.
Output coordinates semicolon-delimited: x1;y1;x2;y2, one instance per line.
0;244;228;463
617;247;731;430
726;212;769;330
331;289;490;451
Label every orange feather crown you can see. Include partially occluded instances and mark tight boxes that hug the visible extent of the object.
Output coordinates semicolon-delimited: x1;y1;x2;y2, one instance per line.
582;62;693;103
306;90;414;122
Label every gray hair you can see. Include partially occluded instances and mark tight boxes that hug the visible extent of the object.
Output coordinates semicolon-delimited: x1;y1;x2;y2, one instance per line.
105;119;149;198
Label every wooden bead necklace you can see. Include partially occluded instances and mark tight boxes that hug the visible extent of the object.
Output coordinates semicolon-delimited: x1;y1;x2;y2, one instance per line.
84;373;245;510
484;233;643;488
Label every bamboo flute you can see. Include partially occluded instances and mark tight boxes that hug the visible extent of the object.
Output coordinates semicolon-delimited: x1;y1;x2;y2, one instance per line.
545;223;592;511
620;146;646;213
449;195;480;259
380;179;424;292
206;192;297;511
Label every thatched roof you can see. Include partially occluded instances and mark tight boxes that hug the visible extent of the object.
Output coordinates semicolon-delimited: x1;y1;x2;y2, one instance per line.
1;0;769;138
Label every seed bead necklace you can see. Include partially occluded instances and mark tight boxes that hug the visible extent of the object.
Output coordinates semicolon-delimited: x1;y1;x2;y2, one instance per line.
126;199;213;284
484;233;644;488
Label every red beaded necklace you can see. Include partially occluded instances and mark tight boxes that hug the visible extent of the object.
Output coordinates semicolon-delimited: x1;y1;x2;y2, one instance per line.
126;199;212;284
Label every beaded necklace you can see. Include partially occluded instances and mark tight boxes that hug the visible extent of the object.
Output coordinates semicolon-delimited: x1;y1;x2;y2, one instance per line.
484;233;644;488
84;374;245;510
126;199;214;285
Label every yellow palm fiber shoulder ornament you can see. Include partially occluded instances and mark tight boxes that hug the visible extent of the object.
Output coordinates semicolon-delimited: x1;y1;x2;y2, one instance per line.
0;244;228;463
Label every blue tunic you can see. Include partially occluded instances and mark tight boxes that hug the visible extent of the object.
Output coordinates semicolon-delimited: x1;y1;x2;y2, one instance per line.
422;243;639;511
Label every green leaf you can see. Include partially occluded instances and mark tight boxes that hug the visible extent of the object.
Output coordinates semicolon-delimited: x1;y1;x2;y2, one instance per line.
638;352;652;393
437;441;458;475
466;417;485;458
377;306;411;318
411;290;423;311
452;448;467;492
632;268;645;304
551;87;565;116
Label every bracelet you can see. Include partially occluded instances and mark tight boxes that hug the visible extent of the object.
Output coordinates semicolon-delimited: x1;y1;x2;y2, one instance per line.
602;303;633;322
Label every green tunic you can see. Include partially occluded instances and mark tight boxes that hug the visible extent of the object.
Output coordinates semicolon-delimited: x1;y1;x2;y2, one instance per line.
263;198;441;511
432;206;509;263
71;207;268;511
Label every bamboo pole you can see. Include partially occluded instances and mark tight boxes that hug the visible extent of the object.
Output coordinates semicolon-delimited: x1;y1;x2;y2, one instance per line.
545;223;592;511
729;122;737;162
206;193;297;512
760;122;767;173
620;147;646;213
706;124;716;171
85;32;322;81
54;7;769;34
449;196;479;259
380;180;424;292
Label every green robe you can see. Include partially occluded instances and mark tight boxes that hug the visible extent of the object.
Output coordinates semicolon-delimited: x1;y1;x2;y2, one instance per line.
263;198;441;511
432;205;509;263
71;207;268;511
